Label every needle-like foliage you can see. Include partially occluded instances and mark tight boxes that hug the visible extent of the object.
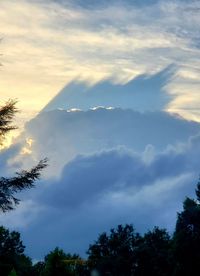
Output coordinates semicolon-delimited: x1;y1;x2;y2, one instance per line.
0;99;18;145
0;100;47;212
0;158;48;212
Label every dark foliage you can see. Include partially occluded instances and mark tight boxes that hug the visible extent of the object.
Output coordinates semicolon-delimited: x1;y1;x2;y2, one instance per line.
0;158;48;212
87;224;142;276
135;227;173;276
195;178;200;202
0;100;47;212
0;99;17;144
173;196;200;276
31;261;45;276
0;226;32;276
41;247;89;276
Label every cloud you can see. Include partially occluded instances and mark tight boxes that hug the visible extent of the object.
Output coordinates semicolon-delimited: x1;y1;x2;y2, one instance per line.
1;108;200;258
14;108;200;178
38;148;189;208
0;200;45;228
0;0;200;121
39;134;200;211
4;134;199;259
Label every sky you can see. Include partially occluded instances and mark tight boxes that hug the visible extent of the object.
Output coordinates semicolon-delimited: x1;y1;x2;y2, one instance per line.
1;0;200;260
0;0;200;120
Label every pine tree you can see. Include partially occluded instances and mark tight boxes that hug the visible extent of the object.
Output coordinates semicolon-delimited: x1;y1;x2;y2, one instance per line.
0;100;47;212
0;99;18;146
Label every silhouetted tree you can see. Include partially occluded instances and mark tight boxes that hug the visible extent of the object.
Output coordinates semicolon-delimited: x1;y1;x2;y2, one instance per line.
16;254;33;276
32;261;45;276
173;193;200;275
41;247;83;276
87;224;142;276
135;227;173;276
0;100;47;212
195;177;200;202
0;99;17;145
0;226;32;276
0;158;47;212
8;269;18;276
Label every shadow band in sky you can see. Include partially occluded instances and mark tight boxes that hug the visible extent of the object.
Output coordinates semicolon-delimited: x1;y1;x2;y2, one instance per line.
43;66;174;112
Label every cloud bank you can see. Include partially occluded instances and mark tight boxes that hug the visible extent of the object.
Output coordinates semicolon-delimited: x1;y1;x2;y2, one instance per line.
2;134;199;258
16;108;200;176
1;109;200;258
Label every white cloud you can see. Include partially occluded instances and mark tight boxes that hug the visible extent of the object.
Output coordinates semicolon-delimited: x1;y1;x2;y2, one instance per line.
11;108;199;178
0;0;200;121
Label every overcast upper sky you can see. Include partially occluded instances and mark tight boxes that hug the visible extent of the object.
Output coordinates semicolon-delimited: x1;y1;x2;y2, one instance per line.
1;0;200;260
1;0;200;121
